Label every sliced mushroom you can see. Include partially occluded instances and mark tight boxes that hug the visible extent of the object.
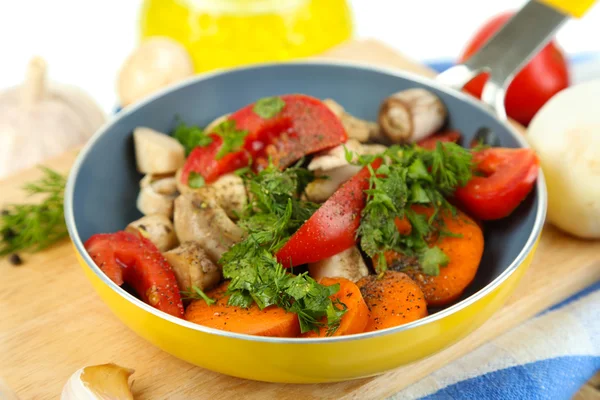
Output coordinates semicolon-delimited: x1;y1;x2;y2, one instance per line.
305;140;386;202
378;88;447;144
324;99;381;143
133;126;185;174
173;188;245;263
126;214;178;251
163;241;221;292
136;176;179;217
172;170;246;219
210;173;247;219
308;246;369;282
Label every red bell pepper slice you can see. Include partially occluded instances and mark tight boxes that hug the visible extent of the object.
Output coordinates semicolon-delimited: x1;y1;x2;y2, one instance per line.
180;94;347;184
454;148;539;220
276;158;382;267
417;131;462;150
84;231;185;318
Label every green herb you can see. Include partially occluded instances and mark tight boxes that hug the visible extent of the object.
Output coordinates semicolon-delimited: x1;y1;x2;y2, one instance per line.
1;167;68;256
252;96;285;119
353;142;474;275
181;285;216;305
219;161;346;334
188;172;205;189
213;120;249;160
419;246;450;276
172;119;213;155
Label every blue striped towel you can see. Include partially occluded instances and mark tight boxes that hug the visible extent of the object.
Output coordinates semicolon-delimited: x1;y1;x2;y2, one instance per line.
390;281;600;400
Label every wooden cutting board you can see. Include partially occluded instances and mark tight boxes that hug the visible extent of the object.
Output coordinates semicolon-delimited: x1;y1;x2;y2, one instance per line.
1;40;599;400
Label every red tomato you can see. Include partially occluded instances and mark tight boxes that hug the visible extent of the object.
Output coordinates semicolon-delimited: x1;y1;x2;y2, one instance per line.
417;131;462;150
180;94;347;184
181;136;250;184
459;12;569;126
84;231;185;318
276;159;382;267
454;148;539;220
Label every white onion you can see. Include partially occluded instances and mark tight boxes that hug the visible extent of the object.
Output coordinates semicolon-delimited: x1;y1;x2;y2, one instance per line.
527;80;600;238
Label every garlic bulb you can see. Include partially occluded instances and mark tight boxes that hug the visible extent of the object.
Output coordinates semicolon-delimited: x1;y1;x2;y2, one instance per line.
527;80;600;238
61;363;134;400
118;37;194;107
0;57;106;178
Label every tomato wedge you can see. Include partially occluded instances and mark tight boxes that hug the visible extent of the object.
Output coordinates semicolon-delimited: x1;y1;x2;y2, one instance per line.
276;159;382;267
84;231;184;318
181;137;250;184
454;148;539;220
180;94;347;184
417;131;462;150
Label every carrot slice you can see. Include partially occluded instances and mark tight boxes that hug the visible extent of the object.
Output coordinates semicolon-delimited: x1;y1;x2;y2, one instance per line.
302;277;370;338
184;281;300;337
387;206;485;307
357;271;428;331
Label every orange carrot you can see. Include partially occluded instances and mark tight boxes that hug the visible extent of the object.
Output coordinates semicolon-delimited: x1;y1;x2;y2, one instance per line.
394;216;412;235
184;281;300;337
302;277;370;338
388;206;485;307
357;271;428;331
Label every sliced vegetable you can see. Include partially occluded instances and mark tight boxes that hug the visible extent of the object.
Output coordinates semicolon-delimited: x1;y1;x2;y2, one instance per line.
184;281;300;337
386;207;484;307
84;231;184;318
133;127;185;174
125;214;178;252
454;148;539;220
302;277;370;337
163;241;221;293
275;159;382;267
378;88;447;144
308;246;369;283
180;94;347;184
417;130;462;150
357;271;428;331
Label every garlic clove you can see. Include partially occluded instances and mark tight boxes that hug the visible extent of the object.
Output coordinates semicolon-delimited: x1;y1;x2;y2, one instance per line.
61;363;134;400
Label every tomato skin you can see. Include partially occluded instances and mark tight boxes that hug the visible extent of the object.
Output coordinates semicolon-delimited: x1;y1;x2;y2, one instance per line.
180;94;347;184
459;12;569;126
454;148;539;220
417;131;462;150
181;135;250;184
84;231;185;318
276;159;382;267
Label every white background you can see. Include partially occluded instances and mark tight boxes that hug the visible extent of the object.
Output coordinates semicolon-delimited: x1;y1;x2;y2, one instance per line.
2;0;600;113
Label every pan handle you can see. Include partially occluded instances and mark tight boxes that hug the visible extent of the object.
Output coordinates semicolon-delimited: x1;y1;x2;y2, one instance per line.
436;0;569;120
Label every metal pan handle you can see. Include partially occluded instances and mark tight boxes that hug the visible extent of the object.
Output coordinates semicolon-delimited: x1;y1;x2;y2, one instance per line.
436;0;569;120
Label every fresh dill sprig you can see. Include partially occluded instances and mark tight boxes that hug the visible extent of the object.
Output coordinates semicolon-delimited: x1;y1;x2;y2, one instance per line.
1;167;68;256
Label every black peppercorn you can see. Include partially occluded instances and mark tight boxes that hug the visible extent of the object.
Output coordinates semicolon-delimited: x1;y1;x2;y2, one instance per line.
9;253;22;266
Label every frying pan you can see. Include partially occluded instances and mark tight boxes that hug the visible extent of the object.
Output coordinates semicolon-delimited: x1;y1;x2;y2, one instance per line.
65;0;570;382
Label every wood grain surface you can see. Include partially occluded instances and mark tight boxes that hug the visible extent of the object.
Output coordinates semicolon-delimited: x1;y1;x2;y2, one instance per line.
0;40;599;400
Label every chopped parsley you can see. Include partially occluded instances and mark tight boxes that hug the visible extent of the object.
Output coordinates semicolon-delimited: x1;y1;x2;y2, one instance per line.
172;119;213;155
187;172;205;189
219;161;346;334
213;120;249;160
252;96;286;119
350;142;474;275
